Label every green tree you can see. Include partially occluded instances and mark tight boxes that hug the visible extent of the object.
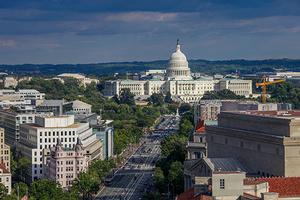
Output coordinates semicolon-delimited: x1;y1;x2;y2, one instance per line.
72;171;99;200
11;154;31;182
168;161;184;196
154;167;165;193
119;88;135;105
161;135;187;163
12;182;28;199
164;92;173;103
178;103;192;114
30;179;66;200
148;93;164;106
179;118;194;137
0;183;8;199
202;89;244;100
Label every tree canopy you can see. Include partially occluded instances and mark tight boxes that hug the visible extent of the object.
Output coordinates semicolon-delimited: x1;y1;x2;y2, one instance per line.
201;89;245;100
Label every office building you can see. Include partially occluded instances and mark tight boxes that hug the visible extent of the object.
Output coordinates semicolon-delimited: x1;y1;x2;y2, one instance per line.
17;115;102;181
0;109;36;146
37;100;66;116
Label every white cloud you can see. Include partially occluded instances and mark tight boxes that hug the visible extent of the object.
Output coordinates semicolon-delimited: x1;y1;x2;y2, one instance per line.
105;12;178;22
0;39;16;47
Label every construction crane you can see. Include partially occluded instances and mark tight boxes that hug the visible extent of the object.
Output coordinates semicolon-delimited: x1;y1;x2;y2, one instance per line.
256;76;285;103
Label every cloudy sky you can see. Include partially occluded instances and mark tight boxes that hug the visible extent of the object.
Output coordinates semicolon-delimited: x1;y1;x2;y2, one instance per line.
0;0;300;64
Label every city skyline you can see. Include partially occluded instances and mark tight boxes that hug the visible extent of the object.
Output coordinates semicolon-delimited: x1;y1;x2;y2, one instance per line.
0;0;300;64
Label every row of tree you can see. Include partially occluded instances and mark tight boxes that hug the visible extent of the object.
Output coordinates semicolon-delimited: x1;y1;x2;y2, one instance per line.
147;108;194;200
1;159;115;200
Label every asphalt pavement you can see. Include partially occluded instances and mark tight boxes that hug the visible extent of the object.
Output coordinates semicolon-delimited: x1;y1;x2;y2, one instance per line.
94;115;180;200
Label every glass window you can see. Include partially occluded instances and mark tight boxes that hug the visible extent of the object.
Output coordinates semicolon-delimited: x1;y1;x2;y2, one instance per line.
220;179;225;189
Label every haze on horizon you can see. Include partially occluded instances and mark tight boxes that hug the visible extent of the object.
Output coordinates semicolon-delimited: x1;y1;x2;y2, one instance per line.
1;0;300;65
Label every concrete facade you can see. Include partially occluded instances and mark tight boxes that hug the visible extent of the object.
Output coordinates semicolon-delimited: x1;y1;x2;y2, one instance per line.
17;115;102;182
0;110;36;146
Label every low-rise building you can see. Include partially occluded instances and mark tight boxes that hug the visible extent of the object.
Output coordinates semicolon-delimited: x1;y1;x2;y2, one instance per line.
183;157;249;192
3;77;18;88
69;100;92;115
44;139;88;189
36;100;66;116
178;171;300;200
216;79;252;97
56;73;99;87
0;89;45;106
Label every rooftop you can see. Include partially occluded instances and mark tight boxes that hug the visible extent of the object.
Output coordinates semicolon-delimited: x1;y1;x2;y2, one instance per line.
176;188;212;200
0;162;9;173
226;110;300;119
23;122;81;129
244;177;300;197
204;157;249;172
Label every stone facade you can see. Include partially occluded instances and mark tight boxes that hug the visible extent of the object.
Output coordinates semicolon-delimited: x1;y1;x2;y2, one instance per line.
103;42;252;103
44;139;88;189
207;111;300;177
0;128;11;194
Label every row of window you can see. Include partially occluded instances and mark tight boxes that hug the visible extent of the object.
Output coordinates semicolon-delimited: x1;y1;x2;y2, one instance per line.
39;130;76;137
40;137;76;144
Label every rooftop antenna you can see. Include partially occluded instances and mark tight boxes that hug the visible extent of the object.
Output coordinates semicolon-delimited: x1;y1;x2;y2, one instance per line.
177;38;179;45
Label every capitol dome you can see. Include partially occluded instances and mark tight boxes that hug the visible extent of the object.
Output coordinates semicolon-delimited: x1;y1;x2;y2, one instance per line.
166;40;192;80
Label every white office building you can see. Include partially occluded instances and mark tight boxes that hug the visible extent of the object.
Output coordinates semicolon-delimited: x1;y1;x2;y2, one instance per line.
17;115;102;182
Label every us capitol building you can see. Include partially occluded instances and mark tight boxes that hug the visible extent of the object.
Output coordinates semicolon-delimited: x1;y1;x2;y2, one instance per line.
104;41;252;103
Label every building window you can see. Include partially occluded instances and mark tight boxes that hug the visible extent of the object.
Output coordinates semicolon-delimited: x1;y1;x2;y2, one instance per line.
220;179;225;189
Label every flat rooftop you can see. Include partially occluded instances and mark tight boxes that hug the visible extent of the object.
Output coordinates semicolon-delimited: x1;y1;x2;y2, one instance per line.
226;110;300;119
23;123;82;129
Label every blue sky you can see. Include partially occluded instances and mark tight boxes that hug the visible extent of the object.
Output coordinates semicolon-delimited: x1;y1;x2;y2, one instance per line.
0;0;300;64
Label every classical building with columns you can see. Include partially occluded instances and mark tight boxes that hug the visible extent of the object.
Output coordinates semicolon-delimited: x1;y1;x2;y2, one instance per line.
104;41;252;103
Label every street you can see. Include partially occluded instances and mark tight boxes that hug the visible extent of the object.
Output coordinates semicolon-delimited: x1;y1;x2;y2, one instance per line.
95;114;180;200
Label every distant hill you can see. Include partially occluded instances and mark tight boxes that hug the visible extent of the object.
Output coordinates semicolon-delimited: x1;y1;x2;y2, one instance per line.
1;59;300;76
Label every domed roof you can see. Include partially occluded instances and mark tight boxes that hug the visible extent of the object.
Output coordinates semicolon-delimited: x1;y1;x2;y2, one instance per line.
170;43;187;62
166;40;192;80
